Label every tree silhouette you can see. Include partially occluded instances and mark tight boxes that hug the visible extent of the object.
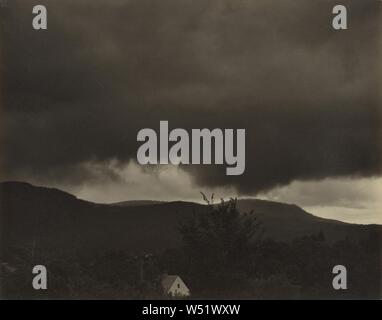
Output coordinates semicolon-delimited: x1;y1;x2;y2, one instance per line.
179;194;261;283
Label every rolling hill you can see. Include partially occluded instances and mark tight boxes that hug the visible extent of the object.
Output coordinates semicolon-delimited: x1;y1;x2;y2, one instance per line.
0;181;380;256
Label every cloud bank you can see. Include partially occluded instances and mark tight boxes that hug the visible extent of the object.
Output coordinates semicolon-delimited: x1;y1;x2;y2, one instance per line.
1;0;381;195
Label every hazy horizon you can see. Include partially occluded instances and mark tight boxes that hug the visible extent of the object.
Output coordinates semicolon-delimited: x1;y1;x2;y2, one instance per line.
3;174;381;225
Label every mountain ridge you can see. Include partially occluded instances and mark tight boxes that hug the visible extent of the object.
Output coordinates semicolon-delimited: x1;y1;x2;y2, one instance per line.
1;181;380;255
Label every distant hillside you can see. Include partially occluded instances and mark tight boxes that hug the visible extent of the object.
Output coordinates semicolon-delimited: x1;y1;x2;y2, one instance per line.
0;181;380;255
111;200;166;207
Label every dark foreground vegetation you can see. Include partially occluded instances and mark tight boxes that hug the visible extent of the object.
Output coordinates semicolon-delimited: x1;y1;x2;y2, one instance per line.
1;196;380;299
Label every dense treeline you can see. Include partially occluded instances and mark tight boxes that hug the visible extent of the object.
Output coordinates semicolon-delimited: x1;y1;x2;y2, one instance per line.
1;198;380;299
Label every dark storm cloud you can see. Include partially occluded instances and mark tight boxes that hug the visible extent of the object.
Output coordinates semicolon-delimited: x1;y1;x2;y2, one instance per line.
1;0;381;193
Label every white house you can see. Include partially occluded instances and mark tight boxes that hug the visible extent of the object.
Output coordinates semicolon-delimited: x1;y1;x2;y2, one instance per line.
161;274;190;298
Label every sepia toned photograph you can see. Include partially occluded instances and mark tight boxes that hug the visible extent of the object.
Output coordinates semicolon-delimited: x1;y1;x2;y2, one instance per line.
0;0;381;303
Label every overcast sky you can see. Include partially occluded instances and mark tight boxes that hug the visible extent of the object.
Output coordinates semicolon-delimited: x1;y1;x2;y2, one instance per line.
1;0;381;223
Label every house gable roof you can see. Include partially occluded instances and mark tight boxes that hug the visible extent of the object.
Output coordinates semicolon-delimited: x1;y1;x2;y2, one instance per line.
161;275;179;292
